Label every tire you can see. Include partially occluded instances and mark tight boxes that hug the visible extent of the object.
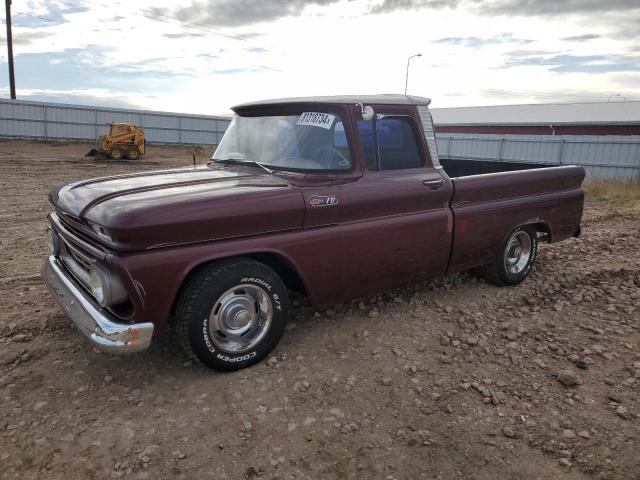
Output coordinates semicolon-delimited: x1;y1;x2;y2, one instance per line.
174;258;288;371
125;146;140;160
109;146;124;160
477;227;538;286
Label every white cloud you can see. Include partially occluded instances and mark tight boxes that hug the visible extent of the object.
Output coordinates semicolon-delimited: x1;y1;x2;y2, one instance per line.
1;0;638;114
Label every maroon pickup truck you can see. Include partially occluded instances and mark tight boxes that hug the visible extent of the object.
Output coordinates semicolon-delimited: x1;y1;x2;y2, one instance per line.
42;95;584;370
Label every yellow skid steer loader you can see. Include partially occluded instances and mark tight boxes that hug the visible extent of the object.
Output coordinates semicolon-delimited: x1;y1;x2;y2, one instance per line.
86;123;145;160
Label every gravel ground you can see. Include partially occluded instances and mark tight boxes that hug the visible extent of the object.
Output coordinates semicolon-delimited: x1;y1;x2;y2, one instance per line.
0;139;638;480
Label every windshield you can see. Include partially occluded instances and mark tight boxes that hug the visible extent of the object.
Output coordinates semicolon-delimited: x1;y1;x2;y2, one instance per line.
212;112;353;171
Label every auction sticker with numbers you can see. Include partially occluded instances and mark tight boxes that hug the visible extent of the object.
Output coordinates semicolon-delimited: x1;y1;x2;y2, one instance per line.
297;112;336;129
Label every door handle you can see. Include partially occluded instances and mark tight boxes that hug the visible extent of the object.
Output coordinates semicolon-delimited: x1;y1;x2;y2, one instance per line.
423;178;444;189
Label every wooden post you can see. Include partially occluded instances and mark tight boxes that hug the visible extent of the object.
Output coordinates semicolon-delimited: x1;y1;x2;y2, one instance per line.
5;0;16;99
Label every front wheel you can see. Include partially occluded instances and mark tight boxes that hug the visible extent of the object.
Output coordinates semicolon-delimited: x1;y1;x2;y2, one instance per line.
109;146;124;160
174;259;288;371
477;227;538;286
125;146;140;160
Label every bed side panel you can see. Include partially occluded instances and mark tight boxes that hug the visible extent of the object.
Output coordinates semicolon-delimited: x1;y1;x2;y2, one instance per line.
447;166;584;274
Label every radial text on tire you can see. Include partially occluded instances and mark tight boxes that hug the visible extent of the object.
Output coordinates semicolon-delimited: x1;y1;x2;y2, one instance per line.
174;258;289;371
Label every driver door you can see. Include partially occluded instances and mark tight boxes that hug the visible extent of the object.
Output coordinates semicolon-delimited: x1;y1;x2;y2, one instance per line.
304;105;452;302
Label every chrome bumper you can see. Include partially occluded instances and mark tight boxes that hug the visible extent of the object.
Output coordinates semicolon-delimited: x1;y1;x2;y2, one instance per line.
42;255;154;354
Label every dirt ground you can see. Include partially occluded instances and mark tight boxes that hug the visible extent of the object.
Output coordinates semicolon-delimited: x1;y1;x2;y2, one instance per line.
0;139;638;480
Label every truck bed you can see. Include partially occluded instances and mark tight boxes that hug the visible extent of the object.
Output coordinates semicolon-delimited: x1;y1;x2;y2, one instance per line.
440;158;556;178
442;159;585;275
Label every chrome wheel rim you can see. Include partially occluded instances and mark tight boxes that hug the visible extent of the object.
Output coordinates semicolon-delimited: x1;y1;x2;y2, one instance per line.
208;284;273;354
504;231;532;275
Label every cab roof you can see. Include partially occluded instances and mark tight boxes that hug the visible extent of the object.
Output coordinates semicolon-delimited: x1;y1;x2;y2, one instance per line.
233;94;431;112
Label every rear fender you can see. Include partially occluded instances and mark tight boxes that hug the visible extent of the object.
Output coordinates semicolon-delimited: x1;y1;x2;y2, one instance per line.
502;219;552;244
447;167;584;274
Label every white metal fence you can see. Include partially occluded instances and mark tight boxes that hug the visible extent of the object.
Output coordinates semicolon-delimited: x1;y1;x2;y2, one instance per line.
0;98;231;145
436;133;640;181
1;98;638;180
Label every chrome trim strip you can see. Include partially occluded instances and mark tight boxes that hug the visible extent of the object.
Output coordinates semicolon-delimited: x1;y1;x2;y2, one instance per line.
59;250;91;287
50;212;107;260
42;255;154;354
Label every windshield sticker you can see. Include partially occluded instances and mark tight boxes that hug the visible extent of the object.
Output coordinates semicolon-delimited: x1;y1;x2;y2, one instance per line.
297;112;335;129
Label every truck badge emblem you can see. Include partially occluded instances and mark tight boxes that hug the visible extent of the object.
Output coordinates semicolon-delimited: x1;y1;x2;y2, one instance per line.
308;195;338;207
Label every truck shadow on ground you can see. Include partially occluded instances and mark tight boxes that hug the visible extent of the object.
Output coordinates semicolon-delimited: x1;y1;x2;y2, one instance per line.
60;270;484;382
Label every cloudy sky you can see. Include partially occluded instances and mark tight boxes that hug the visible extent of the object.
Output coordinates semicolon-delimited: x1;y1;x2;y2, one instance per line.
1;0;639;115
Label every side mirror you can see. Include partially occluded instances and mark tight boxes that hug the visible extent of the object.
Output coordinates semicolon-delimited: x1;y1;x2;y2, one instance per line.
356;103;375;121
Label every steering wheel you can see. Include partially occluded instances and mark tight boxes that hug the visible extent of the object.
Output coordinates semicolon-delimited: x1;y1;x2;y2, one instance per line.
312;146;350;169
273;156;323;170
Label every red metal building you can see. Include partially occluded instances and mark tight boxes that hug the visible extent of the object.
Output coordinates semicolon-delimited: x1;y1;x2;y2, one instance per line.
431;101;640;136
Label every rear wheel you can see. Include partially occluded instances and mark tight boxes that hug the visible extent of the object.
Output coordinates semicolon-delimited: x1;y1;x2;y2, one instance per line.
109;146;124;160
477;227;538;286
125;146;140;160
174;258;288;371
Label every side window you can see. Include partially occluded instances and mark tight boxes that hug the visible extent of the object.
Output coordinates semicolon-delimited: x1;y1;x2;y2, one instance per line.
357;117;423;171
376;118;423;170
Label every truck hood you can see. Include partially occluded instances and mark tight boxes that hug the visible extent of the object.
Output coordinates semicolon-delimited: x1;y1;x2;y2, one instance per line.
51;166;304;250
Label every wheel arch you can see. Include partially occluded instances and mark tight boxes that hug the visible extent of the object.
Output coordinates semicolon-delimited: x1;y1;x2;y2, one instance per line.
170;250;310;317
519;220;553;243
242;251;309;296
500;219;552;247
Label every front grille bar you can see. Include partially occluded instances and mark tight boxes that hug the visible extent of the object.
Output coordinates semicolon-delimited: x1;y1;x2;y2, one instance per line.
50;212;107;261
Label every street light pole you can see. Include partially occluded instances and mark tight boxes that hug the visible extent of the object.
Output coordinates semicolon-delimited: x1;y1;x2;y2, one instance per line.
404;53;421;95
4;0;16;99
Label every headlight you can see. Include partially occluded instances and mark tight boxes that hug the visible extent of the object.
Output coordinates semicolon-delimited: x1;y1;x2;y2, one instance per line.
89;263;129;308
46;227;60;256
89;265;106;306
89;222;113;242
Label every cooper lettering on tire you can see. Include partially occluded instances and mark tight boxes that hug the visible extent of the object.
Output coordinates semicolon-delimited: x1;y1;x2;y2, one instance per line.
174;258;288;371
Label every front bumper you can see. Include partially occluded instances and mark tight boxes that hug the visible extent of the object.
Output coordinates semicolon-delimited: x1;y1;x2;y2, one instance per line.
42;255;154;354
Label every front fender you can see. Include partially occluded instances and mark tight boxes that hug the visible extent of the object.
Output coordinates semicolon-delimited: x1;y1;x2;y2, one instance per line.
107;227;341;331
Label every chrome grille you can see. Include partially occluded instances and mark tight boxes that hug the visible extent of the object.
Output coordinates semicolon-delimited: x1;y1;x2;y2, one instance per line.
59;236;94;290
57;211;91;240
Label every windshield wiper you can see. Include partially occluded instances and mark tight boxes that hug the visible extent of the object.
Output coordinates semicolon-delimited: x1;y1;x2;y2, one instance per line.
211;158;273;174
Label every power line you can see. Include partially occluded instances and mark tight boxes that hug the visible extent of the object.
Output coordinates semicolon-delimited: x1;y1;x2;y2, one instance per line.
10;0;285;75
138;6;261;42
133;13;284;72
56;0;263;44
13;12;64;25
51;0;286;71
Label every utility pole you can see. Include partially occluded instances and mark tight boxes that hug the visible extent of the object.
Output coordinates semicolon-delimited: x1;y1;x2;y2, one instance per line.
5;0;16;99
